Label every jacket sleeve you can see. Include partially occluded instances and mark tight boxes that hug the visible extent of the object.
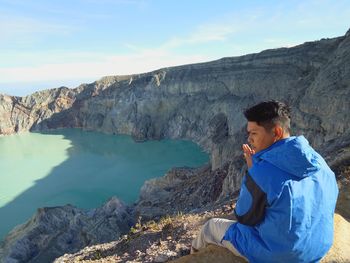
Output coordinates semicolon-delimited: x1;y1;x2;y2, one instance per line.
234;173;267;226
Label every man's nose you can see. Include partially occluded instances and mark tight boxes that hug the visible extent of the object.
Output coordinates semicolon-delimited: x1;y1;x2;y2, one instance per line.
248;140;254;147
247;136;252;144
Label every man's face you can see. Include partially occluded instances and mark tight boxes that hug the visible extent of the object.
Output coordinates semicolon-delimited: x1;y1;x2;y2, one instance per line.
246;121;276;153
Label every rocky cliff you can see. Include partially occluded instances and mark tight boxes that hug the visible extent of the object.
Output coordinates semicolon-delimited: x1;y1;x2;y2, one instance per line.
0;197;133;263
1;32;349;168
0;29;350;262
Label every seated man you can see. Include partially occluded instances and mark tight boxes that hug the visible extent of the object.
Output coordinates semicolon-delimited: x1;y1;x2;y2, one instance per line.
191;100;339;263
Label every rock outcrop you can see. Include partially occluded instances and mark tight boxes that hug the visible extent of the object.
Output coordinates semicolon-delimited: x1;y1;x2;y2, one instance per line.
322;213;350;262
0;88;75;135
170;245;247;263
0;197;133;263
134;164;240;221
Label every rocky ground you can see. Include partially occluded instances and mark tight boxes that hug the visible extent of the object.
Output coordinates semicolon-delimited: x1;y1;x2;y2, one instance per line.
55;201;238;263
55;166;350;263
0;198;134;263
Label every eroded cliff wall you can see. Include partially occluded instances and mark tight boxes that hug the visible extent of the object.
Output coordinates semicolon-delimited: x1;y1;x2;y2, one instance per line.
1;32;349;199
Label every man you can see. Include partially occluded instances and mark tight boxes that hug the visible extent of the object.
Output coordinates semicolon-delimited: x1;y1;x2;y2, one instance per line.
191;100;339;262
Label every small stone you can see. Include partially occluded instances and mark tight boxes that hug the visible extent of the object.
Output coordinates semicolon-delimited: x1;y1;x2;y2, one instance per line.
154;254;168;262
165;250;177;257
183;223;188;230
135;250;145;257
145;256;154;261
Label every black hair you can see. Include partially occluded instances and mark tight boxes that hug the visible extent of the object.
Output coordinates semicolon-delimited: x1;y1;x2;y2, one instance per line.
243;100;291;133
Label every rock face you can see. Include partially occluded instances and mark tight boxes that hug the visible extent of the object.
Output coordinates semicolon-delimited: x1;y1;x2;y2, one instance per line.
1;33;349;190
0;197;133;263
0;88;75;135
134;164;239;220
322;214;350;263
1;30;350;262
1;32;350;165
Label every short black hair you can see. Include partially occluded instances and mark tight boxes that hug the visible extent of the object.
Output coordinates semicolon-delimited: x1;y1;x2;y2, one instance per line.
244;100;291;133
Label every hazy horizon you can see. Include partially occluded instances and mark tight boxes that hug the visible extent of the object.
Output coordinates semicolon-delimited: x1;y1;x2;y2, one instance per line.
0;79;94;97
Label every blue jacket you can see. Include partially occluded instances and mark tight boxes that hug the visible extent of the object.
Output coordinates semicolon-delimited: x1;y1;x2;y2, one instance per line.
223;136;338;263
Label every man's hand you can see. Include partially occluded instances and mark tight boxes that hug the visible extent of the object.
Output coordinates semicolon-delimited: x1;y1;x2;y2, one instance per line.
242;144;255;168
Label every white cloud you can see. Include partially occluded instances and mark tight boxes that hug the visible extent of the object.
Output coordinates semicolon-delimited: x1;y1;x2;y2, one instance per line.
0;15;75;39
2;2;349;90
263;39;299;48
163;23;236;49
123;21;237;56
0;21;235;84
0;51;212;84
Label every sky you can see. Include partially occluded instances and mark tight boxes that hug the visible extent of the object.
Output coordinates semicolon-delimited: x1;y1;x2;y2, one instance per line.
0;0;349;96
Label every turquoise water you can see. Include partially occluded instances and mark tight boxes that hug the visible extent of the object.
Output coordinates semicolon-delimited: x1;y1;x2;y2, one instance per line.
0;129;209;240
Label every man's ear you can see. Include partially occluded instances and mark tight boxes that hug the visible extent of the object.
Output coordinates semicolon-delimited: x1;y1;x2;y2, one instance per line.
274;125;283;140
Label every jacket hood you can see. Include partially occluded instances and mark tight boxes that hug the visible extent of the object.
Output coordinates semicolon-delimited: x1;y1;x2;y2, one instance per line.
252;136;320;178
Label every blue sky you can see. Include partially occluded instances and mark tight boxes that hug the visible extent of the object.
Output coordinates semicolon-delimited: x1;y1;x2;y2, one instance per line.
0;0;349;96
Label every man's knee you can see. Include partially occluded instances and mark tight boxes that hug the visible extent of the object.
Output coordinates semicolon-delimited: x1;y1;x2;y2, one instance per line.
204;218;234;233
204;218;216;228
202;218;220;234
